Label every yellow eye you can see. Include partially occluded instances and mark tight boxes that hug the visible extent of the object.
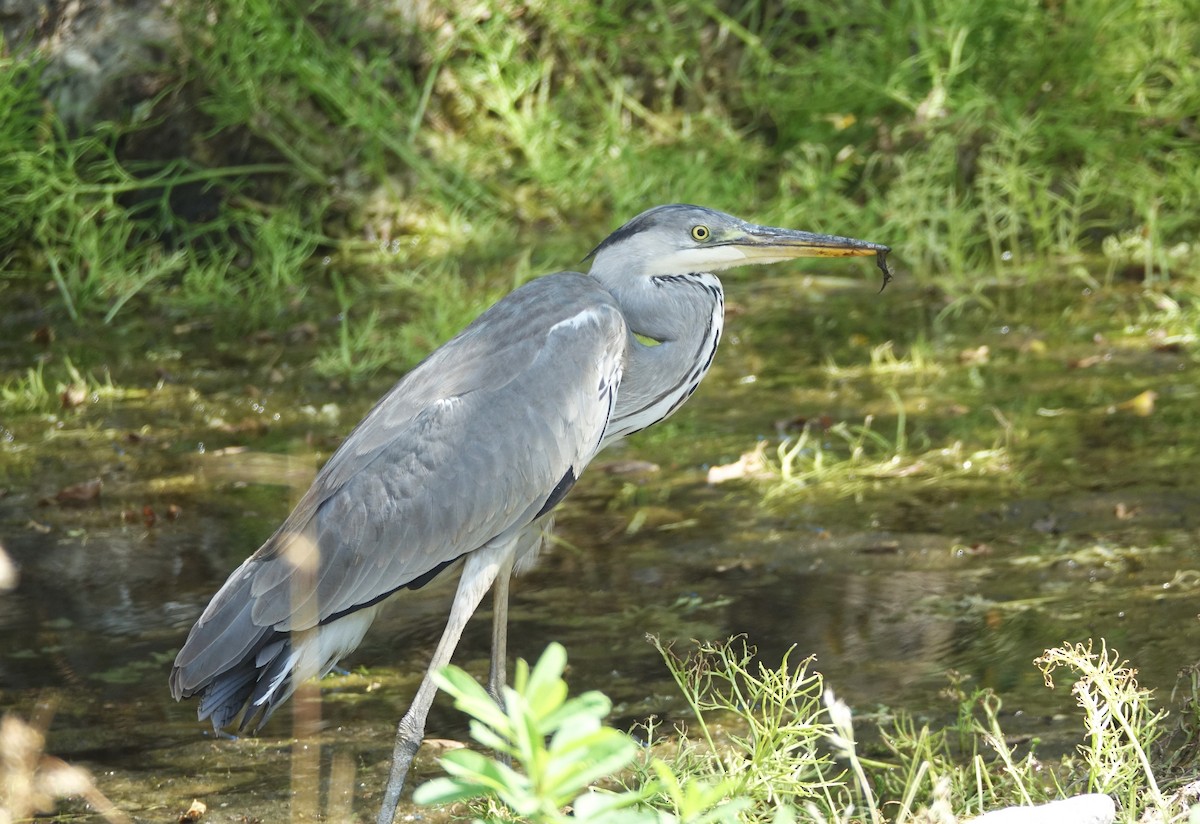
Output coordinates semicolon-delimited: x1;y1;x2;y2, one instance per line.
691;225;711;241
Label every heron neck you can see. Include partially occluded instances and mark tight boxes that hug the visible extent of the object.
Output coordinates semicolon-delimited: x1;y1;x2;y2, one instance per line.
599;273;725;445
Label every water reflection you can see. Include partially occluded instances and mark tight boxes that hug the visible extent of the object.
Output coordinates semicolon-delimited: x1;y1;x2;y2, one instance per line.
4;440;1199;818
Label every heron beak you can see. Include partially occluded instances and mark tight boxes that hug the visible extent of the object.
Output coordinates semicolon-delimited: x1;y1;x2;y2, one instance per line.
726;225;894;289
730;225;889;261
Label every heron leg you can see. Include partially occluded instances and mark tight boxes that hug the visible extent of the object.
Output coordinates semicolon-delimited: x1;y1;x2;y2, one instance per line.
484;554;516;771
376;541;511;824
486;552;515;707
487;517;549;704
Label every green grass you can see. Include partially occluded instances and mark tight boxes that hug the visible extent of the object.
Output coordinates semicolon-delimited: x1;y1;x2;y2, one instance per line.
2;0;1198;370
416;638;1200;823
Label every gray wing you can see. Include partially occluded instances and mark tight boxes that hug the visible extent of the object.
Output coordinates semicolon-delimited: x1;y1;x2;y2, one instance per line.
173;273;625;686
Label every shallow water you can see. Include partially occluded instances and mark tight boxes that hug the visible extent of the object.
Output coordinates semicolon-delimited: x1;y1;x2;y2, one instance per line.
2;274;1199;821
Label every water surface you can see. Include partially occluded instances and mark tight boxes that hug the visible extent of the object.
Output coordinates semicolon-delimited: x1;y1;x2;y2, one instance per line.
2;274;1198;820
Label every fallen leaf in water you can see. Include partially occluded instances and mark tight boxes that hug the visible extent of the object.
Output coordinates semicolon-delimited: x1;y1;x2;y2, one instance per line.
26;520;51;534
707;444;771;484
825;112;857;131
60;384;87;410
714;558;756;574
55;478;102;506
179;799;207;822
1109;389;1158;417
1114;502;1140;520
207;445;248;457
143;506;157;528
958;344;989;365
1069;354;1108;369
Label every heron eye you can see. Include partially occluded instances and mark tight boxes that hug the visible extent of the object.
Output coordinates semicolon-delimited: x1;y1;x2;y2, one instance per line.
691;225;711;241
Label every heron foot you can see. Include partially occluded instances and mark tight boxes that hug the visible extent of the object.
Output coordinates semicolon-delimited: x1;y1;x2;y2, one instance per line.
376;711;424;824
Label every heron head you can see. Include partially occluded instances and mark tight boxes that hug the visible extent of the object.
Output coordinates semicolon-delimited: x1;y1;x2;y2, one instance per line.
586;203;891;283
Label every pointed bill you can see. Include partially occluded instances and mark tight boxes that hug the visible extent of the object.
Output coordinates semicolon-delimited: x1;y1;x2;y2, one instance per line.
724;225;894;290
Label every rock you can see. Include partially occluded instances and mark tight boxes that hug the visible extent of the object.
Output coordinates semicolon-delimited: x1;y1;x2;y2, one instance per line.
2;0;178;131
969;793;1115;824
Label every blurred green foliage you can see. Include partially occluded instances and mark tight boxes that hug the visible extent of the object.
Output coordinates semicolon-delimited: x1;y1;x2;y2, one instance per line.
1;0;1197;352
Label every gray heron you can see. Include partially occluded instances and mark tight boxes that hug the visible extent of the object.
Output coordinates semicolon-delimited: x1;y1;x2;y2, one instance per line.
169;204;891;822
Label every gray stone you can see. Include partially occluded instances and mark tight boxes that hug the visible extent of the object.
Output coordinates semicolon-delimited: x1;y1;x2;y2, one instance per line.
3;0;178;131
969;794;1116;824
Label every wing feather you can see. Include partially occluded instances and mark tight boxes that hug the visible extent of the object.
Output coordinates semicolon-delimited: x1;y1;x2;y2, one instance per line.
175;273;627;690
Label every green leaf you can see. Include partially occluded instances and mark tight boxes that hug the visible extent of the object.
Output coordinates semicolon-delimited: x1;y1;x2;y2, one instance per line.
512;696;548;776
572;789;666;824
439;748;509;787
412;776;486;806
416;643;657;823
543;731;638;799
511;655;532;694
647;760;747;824
541;690;613;734
467;718;513;755
434;665;510;731
439;747;537;813
525;641;569;711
